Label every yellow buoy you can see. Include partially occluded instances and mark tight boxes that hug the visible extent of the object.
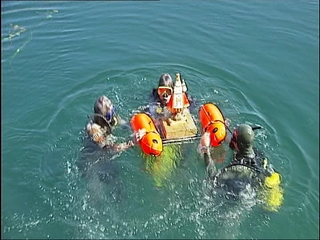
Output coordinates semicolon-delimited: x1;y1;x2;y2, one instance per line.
262;172;284;211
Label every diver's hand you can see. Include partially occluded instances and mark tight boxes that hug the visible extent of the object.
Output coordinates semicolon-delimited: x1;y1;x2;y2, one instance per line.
113;140;135;152
198;132;211;154
134;128;147;142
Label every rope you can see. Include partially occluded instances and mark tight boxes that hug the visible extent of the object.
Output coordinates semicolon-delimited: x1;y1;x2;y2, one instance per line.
162;135;201;145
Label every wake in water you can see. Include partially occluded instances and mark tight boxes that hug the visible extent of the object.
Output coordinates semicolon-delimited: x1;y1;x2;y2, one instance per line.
200;178;261;239
76;134;126;204
58;135;132;239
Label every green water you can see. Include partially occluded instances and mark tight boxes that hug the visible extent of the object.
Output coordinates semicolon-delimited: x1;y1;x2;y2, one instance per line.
2;1;319;239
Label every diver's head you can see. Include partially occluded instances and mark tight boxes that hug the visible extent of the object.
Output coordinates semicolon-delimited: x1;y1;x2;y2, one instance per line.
93;95;117;127
157;73;173;105
229;124;255;158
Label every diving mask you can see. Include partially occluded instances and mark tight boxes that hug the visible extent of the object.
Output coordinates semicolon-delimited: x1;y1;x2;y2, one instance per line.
157;86;173;98
105;106;116;123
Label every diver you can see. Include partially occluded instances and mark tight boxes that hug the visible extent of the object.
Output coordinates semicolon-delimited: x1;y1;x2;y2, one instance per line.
151;73;174;108
77;95;136;201
86;95;135;151
147;73;196;117
202;123;283;211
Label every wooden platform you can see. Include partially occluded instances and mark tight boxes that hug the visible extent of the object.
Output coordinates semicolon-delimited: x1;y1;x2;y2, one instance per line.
157;109;198;140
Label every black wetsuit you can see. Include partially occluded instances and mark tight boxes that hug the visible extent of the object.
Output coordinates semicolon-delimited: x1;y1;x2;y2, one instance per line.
230;148;269;173
205;148;275;200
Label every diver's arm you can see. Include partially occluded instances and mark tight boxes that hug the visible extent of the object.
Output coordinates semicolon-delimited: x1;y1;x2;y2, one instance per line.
112;140;135;152
199;132;217;178
187;94;197;112
204;150;216;179
114;115;132;131
112;128;147;152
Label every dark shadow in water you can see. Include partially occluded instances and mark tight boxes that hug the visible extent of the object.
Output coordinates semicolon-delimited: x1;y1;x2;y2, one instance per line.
202;163;263;213
76;137;124;203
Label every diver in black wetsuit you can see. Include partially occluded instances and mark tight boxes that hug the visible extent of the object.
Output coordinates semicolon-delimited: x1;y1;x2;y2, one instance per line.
203;124;283;210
